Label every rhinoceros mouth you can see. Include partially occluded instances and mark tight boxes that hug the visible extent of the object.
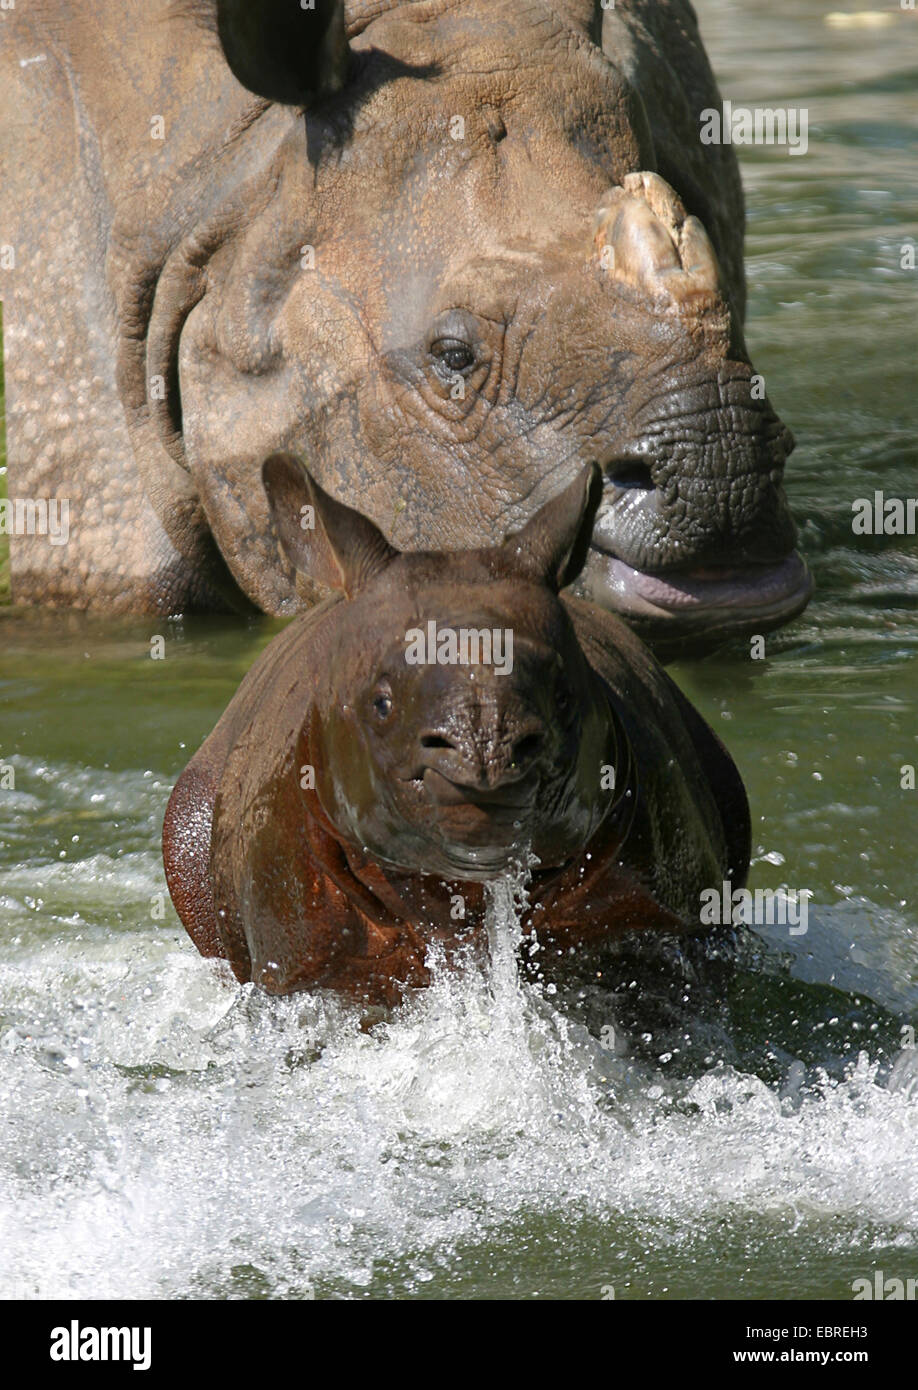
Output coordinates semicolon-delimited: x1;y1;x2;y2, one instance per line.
420;767;539;815
591;549;811;612
578;547;813;652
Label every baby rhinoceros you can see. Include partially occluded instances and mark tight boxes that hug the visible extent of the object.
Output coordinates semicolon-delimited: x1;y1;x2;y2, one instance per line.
163;455;750;1005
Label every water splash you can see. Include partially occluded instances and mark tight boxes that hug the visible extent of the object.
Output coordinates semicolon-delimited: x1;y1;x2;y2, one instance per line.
0;769;916;1300
483;851;537;1005
0;842;914;1299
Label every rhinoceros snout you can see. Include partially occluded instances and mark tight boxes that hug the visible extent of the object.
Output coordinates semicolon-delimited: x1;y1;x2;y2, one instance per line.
416;722;548;797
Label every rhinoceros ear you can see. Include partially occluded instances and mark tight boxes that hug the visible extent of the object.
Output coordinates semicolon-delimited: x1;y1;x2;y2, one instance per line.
502;463;603;592
262;452;398;598
216;0;350;107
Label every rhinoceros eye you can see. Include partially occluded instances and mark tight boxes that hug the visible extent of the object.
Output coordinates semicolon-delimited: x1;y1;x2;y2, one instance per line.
430;338;475;374
372;683;394;721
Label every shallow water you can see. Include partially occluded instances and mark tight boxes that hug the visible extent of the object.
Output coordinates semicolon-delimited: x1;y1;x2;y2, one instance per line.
1;0;916;1299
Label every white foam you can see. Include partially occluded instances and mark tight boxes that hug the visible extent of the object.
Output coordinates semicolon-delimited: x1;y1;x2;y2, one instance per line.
0;851;915;1299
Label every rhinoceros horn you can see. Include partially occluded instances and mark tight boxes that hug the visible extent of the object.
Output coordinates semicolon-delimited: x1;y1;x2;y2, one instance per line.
594;171;723;309
216;0;350;106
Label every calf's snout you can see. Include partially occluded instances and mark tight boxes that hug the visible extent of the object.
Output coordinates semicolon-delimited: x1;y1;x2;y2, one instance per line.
414;713;549;794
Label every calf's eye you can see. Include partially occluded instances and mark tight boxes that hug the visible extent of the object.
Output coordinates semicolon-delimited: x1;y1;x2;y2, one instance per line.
373;687;394;720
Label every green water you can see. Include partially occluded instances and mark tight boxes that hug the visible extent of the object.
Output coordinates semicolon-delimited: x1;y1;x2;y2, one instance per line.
0;0;915;1300
1;302;8;602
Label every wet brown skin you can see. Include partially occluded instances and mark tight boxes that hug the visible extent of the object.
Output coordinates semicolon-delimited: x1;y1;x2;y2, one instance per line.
163;456;750;1005
2;0;809;655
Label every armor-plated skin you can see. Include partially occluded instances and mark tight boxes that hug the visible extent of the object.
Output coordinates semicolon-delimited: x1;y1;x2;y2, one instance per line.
163;457;750;1004
1;0;810;655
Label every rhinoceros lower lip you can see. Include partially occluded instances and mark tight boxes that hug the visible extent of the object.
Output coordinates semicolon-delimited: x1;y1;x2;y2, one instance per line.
583;547;813;622
420;767;537;817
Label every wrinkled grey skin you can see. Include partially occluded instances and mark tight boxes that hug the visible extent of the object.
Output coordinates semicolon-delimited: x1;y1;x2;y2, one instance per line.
0;0;810;654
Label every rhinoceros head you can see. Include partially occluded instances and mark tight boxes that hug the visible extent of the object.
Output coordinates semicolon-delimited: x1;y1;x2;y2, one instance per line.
171;0;810;655
262;451;625;881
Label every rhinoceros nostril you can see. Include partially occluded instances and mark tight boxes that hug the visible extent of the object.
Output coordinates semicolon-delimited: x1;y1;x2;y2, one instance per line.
420;734;456;751
511;732;544;767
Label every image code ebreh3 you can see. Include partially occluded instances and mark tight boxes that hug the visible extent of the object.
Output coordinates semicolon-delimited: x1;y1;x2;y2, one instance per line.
0;0;915;1309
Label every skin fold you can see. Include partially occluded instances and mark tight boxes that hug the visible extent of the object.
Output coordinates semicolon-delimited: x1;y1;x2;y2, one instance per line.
163;456;751;1005
1;0;810;655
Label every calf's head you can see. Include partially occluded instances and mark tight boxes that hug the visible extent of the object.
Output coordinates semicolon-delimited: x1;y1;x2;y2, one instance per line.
263;452;625;880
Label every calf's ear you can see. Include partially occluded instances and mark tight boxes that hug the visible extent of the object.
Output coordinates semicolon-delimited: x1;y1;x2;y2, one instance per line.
216;0;350;106
262;452;398;598
502;463;603;592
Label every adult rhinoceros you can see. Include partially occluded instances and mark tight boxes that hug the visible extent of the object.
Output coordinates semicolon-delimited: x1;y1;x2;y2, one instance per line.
0;0;810;653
